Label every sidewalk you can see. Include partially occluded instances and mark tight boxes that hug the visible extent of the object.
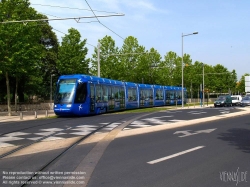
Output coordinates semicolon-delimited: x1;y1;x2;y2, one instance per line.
169;103;214;109
0;110;56;123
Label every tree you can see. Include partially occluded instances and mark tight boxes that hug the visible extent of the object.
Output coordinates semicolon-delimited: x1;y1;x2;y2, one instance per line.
212;64;231;93
90;35;120;79
57;28;90;75
119;36;145;82
158;51;179;85
0;0;44;115
136;47;161;84
35;16;59;100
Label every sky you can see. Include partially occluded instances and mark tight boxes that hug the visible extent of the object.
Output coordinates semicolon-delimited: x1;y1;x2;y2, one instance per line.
29;0;250;81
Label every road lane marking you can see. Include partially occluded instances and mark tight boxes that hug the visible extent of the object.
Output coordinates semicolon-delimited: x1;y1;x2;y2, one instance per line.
174;128;217;137
147;146;205;164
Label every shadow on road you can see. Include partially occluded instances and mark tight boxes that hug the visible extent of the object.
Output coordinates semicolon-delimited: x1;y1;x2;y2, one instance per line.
218;128;250;153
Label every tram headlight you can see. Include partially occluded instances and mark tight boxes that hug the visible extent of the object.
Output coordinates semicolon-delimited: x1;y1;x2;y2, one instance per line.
54;105;57;108
66;104;72;108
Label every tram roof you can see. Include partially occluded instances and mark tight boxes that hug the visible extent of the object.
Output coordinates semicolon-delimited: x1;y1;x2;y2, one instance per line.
59;74;124;85
58;75;187;90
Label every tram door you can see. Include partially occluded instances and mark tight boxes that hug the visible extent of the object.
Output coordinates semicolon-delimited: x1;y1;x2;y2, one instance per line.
166;91;170;105
90;84;95;112
108;86;115;110
140;90;145;107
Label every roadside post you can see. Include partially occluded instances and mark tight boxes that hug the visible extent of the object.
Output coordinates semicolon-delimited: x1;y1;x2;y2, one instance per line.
200;84;203;107
20;112;23;120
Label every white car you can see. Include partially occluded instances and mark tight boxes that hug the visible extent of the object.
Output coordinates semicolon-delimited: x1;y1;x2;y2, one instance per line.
231;95;242;106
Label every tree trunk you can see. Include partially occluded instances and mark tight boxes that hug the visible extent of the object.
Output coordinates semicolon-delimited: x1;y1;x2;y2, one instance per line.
15;77;18;112
5;72;11;116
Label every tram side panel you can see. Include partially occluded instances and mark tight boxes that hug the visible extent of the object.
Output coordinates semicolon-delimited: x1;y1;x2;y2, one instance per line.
125;82;139;109
154;85;164;106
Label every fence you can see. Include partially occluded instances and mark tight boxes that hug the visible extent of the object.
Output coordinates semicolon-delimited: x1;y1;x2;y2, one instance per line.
0;102;53;112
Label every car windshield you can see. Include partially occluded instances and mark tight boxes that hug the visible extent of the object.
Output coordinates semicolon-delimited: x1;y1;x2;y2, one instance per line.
54;79;76;104
242;97;250;100
231;97;237;100
217;96;225;100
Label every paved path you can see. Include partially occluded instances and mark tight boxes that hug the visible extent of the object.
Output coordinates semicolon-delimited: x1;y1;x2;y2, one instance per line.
0;110;56;123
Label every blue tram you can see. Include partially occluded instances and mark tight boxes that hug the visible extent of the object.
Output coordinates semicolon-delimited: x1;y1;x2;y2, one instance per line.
53;74;187;116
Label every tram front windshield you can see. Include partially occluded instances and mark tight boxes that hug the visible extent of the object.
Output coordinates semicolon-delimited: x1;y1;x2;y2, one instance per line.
54;79;76;104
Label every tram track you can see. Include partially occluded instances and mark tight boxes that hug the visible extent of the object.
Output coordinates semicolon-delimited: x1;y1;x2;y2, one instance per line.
0;115;118;159
0;113;147;187
0;117;79;137
17;113;143;187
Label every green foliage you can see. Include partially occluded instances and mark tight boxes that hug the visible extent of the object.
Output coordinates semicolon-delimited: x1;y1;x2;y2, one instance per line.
137;47;161;84
119;36;144;82
57;28;90;75
0;1;247;105
90;35;119;79
0;0;59;104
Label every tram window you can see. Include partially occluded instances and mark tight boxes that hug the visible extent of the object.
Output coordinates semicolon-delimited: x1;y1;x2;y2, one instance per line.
74;83;87;103
140;90;144;100
156;89;163;100
96;85;103;102
170;91;175;99
117;87;121;99
177;91;181;99
166;91;170;99
103;85;108;102
128;88;137;101
111;89;115;99
150;90;153;99
146;90;150;100
156;92;159;100
159;90;163;100
114;87;119;100
119;88;125;102
90;84;95;102
107;86;111;100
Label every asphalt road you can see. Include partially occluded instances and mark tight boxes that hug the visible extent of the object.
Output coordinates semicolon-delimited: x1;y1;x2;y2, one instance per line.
0;107;243;148
87;114;250;187
0;107;249;187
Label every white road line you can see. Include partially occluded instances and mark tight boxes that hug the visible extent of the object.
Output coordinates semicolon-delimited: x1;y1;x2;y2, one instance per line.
0;142;15;148
147;146;205;164
168;119;185;122
4;132;30;136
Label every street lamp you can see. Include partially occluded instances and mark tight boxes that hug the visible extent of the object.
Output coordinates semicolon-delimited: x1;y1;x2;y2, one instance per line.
97;42;100;77
50;74;55;110
182;32;198;108
202;63;204;107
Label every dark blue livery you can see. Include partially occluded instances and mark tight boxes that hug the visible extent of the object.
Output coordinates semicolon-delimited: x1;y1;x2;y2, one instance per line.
53;74;187;116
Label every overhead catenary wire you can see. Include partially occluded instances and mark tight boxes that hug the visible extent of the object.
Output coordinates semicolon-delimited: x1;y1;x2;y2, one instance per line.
31;3;122;15
52;28;95;48
0;14;125;24
84;0;124;40
84;0;125;77
33;3;147;73
196;72;233;75
38;12;98;23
